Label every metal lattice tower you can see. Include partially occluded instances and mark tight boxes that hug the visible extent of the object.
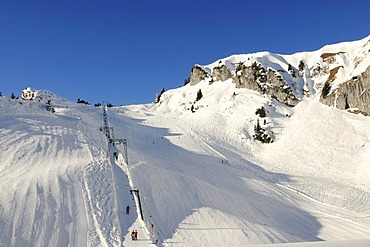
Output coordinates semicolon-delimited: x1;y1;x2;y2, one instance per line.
108;138;128;165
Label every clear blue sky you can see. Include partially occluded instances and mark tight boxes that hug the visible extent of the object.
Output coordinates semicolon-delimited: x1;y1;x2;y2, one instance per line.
1;0;369;105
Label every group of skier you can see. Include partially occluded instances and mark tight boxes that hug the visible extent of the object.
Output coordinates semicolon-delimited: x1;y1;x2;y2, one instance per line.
126;205;139;241
131;230;138;240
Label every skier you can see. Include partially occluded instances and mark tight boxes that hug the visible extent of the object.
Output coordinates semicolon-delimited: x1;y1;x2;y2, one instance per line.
134;230;138;240
131;230;136;240
126;205;130;214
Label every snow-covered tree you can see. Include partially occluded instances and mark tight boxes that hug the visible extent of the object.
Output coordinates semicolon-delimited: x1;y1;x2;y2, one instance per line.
253;119;273;143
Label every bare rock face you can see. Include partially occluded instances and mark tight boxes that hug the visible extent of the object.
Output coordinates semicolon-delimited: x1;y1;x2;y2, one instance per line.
188;61;300;106
232;63;259;90
265;69;300;106
320;66;370;115
189;65;208;86
232;62;300;106
212;64;232;82
186;36;369;114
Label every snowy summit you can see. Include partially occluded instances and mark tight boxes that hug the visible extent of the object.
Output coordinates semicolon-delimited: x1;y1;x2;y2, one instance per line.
0;36;370;247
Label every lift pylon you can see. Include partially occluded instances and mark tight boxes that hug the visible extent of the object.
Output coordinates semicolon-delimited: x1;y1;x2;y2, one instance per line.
108;138;128;165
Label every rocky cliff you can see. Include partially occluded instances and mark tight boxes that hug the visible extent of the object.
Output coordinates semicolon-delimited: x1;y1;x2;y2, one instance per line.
321;65;370;115
186;35;370;115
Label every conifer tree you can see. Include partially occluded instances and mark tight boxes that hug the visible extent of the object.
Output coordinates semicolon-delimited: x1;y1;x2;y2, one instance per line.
195;89;203;101
288;64;296;78
322;82;331;98
155;88;166;103
288;64;293;72
255;106;266;118
46;100;55;113
184;77;190;86
298;60;305;71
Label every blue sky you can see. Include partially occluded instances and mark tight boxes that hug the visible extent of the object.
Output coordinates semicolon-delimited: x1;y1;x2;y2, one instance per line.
1;0;369;105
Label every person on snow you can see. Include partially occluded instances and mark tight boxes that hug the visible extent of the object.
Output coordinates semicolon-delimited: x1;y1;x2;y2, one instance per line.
131;230;136;240
126;205;130;214
134;230;138;240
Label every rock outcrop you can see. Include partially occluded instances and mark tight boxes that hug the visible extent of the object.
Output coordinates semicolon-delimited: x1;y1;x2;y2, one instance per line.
320;66;370;115
186;36;369;114
212;64;232;82
189;65;208;86
189;62;300;106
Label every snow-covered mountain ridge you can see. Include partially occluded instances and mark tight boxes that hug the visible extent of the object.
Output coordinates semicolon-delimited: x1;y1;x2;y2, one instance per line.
184;35;370;115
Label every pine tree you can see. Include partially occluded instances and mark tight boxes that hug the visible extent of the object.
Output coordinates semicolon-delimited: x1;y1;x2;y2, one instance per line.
253;119;273;143
46;100;55;113
155;88;166;103
235;61;245;72
184;77;190;86
255;106;266;118
288;64;293;72
288;64;296;77
254;119;262;133
195;89;203;101
322;82;331;98
298;60;305;71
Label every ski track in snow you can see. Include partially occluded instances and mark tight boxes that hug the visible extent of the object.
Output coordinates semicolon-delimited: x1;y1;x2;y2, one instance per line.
0;113;89;246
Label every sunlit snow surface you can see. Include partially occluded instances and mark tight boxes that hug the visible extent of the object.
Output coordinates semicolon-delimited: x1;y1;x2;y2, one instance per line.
1;79;369;247
1;37;370;246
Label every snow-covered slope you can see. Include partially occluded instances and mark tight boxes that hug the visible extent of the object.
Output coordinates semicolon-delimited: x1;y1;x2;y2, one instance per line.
0;94;148;246
1;79;369;247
